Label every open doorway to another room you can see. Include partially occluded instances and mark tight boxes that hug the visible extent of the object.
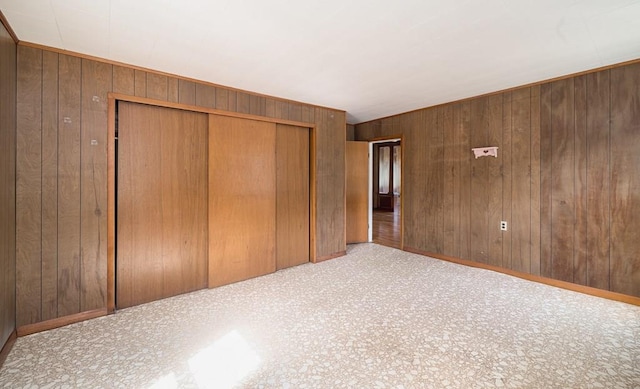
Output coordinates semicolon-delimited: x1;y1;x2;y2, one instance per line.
369;139;401;249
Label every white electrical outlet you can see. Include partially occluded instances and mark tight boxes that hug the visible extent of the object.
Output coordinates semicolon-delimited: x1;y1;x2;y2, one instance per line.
500;221;508;231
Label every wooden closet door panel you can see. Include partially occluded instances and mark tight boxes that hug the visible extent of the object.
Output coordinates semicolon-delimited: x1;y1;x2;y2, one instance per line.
209;115;276;287
276;124;310;270
345;141;369;243
117;102;208;309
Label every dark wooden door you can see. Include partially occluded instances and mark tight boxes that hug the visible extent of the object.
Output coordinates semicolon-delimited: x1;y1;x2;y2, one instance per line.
117;102;208;308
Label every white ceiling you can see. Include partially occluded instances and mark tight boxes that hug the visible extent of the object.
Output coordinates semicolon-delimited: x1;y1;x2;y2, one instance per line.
2;0;640;123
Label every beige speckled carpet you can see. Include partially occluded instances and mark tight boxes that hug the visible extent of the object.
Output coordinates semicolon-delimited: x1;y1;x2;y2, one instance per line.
1;243;639;388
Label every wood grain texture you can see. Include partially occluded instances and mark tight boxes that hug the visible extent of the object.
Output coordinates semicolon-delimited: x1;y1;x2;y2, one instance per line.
345;141;369;243
145;73;168;101
443;105;456;256
610;63;640;297
215;88;228;111
112;65;135;95
403;111;427;250
117;102;208;308
167;77;179;103
237;92;250;114
549;78;575;283
195;83;215;108
16;45;348;330
530;85;542;276
470;97;491;264
134;69;146;97
585;71;611;290
80;59;111;311
57;54;82;317
539;83;553;278
353;59;640;298
209;115;276;287
16;45;42;327
511;88;532;273
457;102;472;260
314;108;346;258
276;125;310;269
0;20;17;351
501;92;512;269
425;108;444;253
573;76;588;286
41;50;59;320
178;79;196;105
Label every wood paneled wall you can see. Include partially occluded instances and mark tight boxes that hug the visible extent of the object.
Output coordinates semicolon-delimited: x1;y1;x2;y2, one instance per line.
0;19;17;351
355;62;640;298
15;44;346;327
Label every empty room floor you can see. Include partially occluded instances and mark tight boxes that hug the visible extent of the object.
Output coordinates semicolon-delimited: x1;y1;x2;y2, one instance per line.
1;244;638;388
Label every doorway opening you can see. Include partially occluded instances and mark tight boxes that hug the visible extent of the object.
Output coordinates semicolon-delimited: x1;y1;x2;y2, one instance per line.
369;138;401;249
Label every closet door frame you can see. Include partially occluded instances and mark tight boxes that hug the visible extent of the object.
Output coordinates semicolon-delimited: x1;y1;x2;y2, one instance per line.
106;93;317;313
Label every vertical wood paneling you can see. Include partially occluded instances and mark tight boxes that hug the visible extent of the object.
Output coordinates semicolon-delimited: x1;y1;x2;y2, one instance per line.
403;111;427;250
573;76;588;285
195;84;215;108
80;59;111;311
16;46;43;326
146;73;168;101
112;65;134;95
550;79;575;282
425;108;444;253
133;69;146;97
457;102;472;260
167;77;179;103
470;97;490;264
0;20;17;346
585;71;611;290
250;95;266;116
530;86;542;276
301;105;315;123
215;88;228;111
353;60;640;298
289;103;302;122
57;54;82;317
15;46;350;328
511;88;532;273
487;95;503;267
227;90;237;112
178;79;196;105
443;105;456;256
314;108;346;258
41;50;59;320
539;83;553;278
277;125;310;268
501;92;513;269
237;92;250;114
610;64;640;297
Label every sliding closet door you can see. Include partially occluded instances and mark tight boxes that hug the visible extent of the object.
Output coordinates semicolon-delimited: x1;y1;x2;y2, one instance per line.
117;102;208;308
276;124;310;269
209;115;277;287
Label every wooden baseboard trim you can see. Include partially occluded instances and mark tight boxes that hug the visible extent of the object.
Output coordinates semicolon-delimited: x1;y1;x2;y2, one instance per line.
17;308;108;337
0;330;17;368
315;250;347;263
404;247;640;306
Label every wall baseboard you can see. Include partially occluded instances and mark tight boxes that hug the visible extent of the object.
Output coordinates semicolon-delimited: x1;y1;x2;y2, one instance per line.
17;308;108;337
315;250;347;263
404;247;640;306
0;330;17;368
